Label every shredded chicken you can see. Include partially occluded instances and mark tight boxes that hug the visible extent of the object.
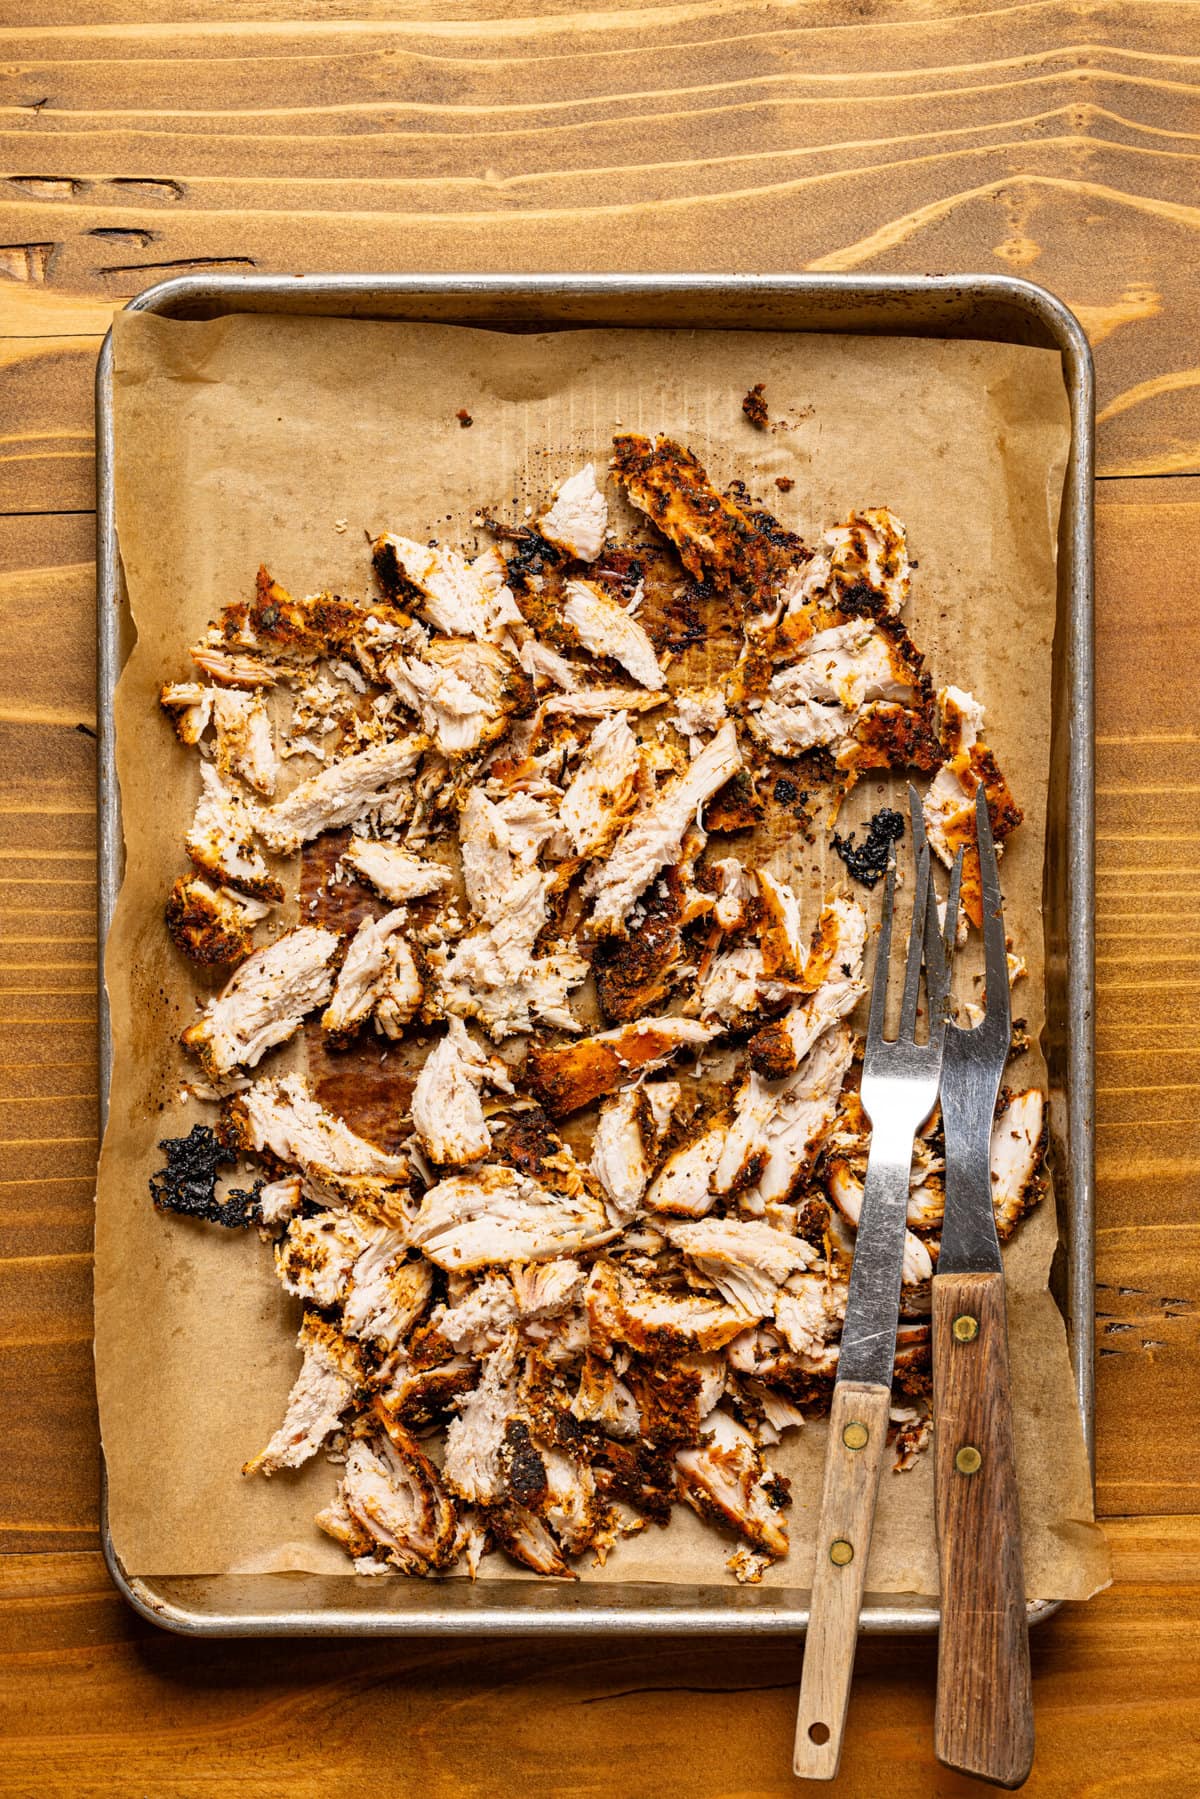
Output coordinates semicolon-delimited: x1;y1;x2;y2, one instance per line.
156;440;1044;1586
412;1165;612;1270
343;837;452;903
322;909;422;1043
182;925;341;1079
411;1015;514;1167
244;1314;361;1475
563;578;665;691
186;763;283;900
675;1408;790;1557
585;721;742;935
528;1016;720;1118
539;463;608;562
923;686;1022;928
165;873;271;965
256;735;427;855
373;534;524;644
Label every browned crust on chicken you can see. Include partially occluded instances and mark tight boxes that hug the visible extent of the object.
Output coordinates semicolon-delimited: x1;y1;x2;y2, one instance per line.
592;869;686;1022
165;874;257;966
526;1026;694;1119
704;768;765;833
222;566;410;660
611;434;784;601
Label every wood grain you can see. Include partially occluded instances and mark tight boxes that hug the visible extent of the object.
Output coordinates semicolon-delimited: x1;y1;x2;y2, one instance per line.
0;1517;1196;1799
794;1381;893;1779
1;9;1199;1789
932;1270;1033;1789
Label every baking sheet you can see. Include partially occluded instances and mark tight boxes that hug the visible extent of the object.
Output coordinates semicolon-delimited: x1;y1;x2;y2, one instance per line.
95;310;1110;1599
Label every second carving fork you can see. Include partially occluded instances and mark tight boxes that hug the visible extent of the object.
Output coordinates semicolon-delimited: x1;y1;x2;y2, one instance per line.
924;785;1035;1789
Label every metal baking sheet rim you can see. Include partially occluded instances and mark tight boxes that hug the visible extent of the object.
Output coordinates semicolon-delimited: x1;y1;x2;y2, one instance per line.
94;271;1094;1639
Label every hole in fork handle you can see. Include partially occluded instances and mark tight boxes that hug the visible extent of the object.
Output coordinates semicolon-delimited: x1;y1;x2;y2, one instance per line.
808;1723;831;1746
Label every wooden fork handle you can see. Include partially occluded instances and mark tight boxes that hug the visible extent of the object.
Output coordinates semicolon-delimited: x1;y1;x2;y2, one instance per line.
933;1270;1034;1789
793;1381;892;1780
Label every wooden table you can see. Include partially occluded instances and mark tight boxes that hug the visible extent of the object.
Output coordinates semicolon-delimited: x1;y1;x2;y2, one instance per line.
2;5;1198;1792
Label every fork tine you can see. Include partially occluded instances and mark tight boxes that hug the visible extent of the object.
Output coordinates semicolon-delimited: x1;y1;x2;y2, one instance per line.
866;849;897;1048
975;782;1010;1033
943;845;964;960
899;786;931;1038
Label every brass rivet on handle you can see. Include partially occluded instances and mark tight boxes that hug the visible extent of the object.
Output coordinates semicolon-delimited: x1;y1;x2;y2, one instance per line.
842;1420;869;1451
830;1539;854;1566
952;1314;980;1343
955;1445;983;1476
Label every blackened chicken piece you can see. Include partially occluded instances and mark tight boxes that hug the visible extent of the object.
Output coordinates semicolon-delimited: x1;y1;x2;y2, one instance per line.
611;434;784;601
148;1124;258;1228
165;874;271;967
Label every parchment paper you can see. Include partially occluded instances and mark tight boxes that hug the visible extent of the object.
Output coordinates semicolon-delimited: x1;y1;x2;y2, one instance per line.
96;310;1110;1597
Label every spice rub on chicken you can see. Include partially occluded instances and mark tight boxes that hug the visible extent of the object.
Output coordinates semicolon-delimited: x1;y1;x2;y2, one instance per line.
152;428;1046;1585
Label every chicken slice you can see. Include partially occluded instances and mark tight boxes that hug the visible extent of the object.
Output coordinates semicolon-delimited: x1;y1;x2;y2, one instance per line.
458;788;557;918
923;686;1023;928
372;534;524;643
757;869;808;983
181;924;340;1079
244;1313;361;1476
543;685;669;720
275;1211;373;1308
696;940;767;1028
255;735;427;855
343;836;452;903
322;909;422;1043
319;1418;458;1574
558;711;641;857
488;1503;572;1577
160;681;213;744
519;637;579;691
714;1024;854;1203
562;577;665;691
190;644;282;688
385;637;524;757
585;1259;749;1356
710;856;758;932
539;463;609;562
826;1160;933;1287
589;1087;650;1222
611;434;782;598
991;1089;1047;1238
209;688;279;796
673;685;729;755
527;1016;720;1119
165;873;271;966
819;507;911;618
439;868;587;1041
664;1218;819;1316
584;721;742;935
570;1354;641;1439
674;1408;790;1557
411;1165;612;1271
411;1015;514;1168
772;1271;848;1364
343;1249;433;1351
511;1258;586;1318
258;1173;302;1226
749;895;867;1078
643;1119;727;1218
743;620;924;759
223;1073;411;1219
186;763;283;901
441;1329;521;1504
